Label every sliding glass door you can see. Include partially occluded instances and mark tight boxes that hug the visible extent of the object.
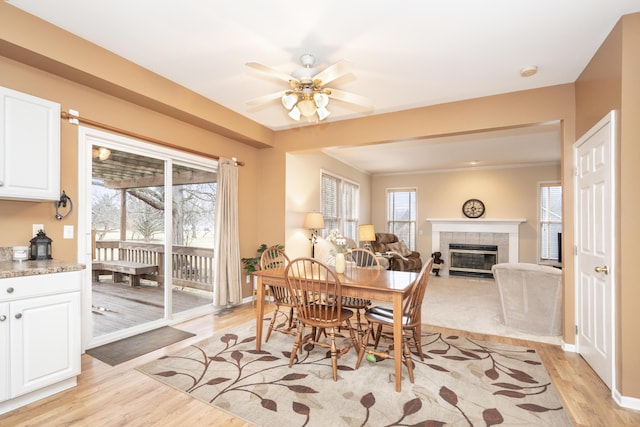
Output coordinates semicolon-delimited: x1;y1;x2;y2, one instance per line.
80;127;218;348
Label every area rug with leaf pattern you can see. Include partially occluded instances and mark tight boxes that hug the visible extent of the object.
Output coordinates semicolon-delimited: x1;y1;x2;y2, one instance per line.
136;318;572;426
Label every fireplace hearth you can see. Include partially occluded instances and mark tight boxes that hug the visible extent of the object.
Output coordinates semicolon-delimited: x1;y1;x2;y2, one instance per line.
449;243;498;278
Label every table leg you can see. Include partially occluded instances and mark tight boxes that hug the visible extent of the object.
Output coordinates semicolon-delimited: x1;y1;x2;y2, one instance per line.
392;293;403;392
255;275;264;351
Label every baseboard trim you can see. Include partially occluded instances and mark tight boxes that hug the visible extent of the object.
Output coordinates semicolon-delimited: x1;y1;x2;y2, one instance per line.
614;388;640;410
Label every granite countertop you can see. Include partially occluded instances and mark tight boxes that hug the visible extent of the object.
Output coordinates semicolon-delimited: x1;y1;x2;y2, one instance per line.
0;247;85;279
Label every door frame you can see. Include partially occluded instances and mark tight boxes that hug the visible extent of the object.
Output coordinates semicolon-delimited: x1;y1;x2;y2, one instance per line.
77;126;218;351
573;110;617;394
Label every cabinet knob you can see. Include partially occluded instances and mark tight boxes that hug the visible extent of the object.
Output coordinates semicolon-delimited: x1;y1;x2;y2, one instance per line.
0;180;4;186
15;313;22;319
6;287;14;294
0;315;6;321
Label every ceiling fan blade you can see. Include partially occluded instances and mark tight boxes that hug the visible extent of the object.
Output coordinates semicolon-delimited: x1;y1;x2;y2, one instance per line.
326;88;373;108
312;60;351;86
246;91;286;106
246;62;298;84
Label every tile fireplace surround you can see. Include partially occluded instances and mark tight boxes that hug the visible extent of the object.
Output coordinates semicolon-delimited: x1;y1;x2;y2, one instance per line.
427;218;526;276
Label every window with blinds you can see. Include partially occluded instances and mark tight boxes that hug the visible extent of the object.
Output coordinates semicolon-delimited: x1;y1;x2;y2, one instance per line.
321;171;359;240
539;182;562;262
387;188;417;250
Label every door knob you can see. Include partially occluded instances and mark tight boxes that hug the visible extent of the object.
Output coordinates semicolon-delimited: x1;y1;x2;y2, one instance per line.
594;265;609;274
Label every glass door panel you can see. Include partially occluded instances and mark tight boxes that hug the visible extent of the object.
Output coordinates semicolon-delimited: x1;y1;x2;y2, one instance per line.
91;146;165;337
171;162;216;314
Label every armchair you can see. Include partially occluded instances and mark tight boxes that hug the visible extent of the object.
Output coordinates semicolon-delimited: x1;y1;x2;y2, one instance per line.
491;263;562;336
371;233;422;272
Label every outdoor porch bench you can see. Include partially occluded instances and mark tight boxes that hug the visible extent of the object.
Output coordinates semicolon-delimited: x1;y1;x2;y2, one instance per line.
92;261;158;287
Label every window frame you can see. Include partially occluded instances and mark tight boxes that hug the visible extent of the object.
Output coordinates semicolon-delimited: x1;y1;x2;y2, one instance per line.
386;187;418;250
320;170;360;241
538;181;562;265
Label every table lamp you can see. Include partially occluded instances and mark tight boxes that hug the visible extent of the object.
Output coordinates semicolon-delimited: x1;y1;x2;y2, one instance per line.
303;212;325;258
358;224;376;251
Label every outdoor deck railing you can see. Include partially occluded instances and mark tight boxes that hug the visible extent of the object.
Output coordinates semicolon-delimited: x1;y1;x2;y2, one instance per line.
94;240;215;292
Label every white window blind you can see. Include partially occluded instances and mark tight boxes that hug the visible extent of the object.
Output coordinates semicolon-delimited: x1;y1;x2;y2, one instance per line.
387;188;417;249
539;182;562;262
321;171;359;240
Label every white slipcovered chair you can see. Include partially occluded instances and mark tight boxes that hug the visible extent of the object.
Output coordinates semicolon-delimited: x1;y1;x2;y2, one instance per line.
491;263;562;336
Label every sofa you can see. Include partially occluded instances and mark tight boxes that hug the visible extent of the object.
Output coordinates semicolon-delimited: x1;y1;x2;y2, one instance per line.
491;263;562;336
371;233;422;272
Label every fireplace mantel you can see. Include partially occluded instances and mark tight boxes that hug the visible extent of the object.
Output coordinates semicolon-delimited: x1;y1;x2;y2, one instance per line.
427;218;526;265
427;218;526;233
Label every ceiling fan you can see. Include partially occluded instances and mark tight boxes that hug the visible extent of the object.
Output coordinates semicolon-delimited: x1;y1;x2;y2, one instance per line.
246;54;372;122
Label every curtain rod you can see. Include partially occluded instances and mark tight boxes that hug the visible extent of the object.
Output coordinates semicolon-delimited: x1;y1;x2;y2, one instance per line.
60;111;245;166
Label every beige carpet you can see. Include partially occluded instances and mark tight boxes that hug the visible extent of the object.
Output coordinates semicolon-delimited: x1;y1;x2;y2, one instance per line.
137;318;571;426
422;275;563;345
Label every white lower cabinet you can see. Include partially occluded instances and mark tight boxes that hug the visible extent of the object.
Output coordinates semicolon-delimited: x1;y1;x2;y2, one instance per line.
0;270;81;415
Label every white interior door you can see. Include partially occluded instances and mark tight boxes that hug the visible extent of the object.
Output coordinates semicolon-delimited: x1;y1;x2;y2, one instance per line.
574;110;616;391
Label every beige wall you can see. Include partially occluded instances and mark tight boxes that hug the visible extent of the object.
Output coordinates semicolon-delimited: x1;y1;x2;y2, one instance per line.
576;13;640;399
285;151;372;259
2;0;640;400
371;165;561;263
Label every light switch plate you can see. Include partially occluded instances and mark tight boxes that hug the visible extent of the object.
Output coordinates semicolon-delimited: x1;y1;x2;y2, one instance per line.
63;225;74;239
32;224;44;236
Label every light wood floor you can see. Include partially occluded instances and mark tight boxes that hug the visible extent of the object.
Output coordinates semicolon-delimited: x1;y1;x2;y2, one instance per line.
2;303;639;426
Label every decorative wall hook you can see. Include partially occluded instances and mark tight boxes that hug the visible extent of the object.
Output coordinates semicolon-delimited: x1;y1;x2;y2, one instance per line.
55;190;73;220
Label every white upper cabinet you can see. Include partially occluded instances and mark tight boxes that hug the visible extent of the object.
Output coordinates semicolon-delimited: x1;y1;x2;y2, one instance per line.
0;86;60;201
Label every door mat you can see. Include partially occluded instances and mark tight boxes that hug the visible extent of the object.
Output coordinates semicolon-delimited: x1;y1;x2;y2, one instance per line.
87;326;195;366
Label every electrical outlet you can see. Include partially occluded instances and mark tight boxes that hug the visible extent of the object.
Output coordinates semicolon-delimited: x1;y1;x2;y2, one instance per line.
32;224;44;236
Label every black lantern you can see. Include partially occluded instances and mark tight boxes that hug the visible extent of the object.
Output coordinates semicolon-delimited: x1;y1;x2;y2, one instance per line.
29;230;52;260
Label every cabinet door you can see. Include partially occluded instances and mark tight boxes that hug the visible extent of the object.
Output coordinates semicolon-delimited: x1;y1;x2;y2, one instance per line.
9;292;80;398
0;302;8;402
0;86;61;201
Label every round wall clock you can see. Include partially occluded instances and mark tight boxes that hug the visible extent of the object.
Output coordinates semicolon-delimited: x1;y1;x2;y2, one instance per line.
462;199;485;218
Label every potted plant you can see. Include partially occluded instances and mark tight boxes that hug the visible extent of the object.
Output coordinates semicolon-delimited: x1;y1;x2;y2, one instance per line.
242;243;284;275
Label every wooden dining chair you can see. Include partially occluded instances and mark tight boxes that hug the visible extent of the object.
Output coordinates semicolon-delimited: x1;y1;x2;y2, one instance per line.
355;257;434;383
260;246;294;342
342;248;380;337
285;258;359;381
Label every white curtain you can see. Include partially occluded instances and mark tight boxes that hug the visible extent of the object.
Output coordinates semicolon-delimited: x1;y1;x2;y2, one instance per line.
213;157;242;305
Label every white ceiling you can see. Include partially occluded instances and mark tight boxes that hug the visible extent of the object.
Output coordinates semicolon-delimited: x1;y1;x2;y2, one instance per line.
8;1;639;173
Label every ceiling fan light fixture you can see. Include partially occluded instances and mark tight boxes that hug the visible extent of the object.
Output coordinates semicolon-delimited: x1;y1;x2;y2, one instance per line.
297;98;316;117
288;106;301;121
313;92;329;108
282;94;298;110
317;106;331;120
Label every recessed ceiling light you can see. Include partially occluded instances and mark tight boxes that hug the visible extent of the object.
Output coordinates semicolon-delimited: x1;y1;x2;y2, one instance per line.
520;66;538;77
469;160;479;165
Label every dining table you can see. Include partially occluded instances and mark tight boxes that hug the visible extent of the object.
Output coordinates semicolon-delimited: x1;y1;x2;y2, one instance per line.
253;265;419;392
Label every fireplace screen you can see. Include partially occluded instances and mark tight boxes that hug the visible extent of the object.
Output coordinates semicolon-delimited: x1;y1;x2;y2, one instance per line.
449;243;498;278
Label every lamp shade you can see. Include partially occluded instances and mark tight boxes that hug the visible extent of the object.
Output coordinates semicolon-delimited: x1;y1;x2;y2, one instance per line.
303;212;325;230
297;98;316;117
316;106;330;120
282;93;298;110
358;224;376;242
